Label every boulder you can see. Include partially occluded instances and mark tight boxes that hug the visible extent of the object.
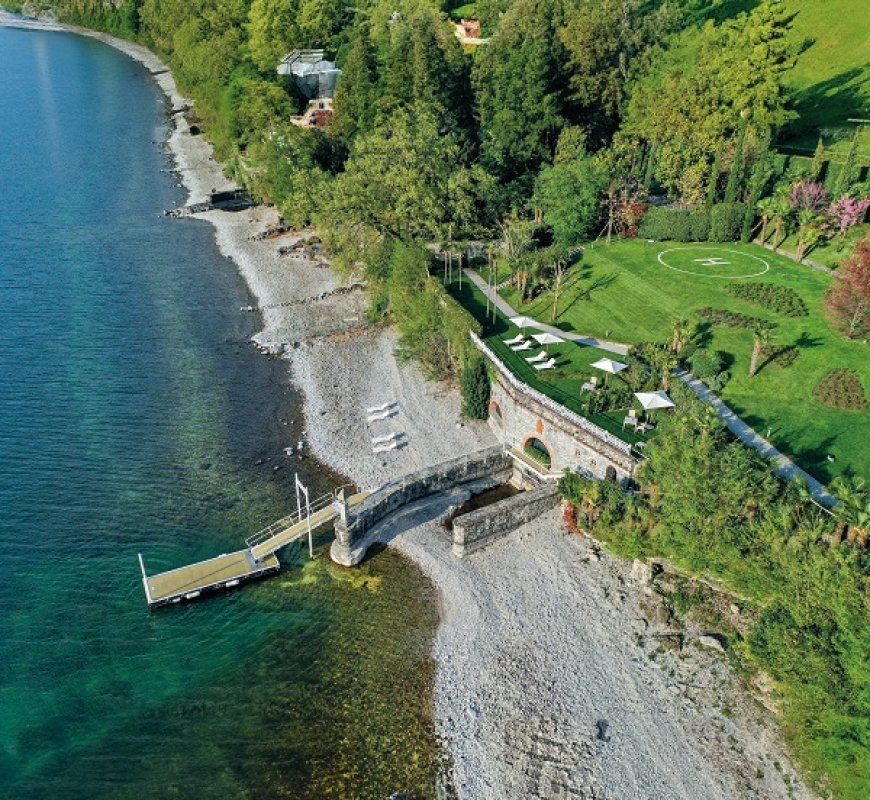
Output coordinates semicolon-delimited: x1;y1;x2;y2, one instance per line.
630;558;653;585
697;634;726;653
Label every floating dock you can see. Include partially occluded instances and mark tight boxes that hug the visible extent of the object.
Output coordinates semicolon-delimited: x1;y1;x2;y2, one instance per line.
139;490;368;609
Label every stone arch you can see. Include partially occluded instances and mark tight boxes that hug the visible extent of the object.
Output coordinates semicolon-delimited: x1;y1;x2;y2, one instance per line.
522;435;553;470
489;399;503;423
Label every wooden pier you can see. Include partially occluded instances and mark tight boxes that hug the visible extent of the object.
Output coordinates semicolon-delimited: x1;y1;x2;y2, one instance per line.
139;489;367;608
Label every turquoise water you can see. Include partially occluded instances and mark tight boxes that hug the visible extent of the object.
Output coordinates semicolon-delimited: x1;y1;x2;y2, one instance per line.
0;26;439;799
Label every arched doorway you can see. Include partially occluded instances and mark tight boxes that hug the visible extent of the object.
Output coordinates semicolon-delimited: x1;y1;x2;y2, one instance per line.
522;436;553;470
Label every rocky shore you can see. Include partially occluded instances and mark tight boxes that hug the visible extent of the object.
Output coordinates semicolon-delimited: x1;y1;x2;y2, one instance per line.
2;13;816;798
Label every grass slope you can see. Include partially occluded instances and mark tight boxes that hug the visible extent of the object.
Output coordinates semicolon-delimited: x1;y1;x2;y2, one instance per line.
777;0;870;153
504;240;869;483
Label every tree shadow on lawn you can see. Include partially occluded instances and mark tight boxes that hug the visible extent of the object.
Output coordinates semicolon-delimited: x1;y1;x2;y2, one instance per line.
556;271;618;321
735;406;841;482
782;67;869;144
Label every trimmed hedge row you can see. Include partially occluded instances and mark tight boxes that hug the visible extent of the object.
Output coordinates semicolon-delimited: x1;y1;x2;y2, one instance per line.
638;202;747;242
812;369;867;410
727;283;808;317
696;307;775;331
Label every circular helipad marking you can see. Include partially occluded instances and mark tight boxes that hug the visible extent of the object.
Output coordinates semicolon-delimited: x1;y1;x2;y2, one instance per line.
657;247;770;279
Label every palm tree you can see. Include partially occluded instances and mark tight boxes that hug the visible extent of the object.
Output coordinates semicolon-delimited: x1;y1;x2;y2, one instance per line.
669;318;692;355
579;480;603;529
766;189;792;247
831;476;870;546
748;323;772;377
756;195;776;242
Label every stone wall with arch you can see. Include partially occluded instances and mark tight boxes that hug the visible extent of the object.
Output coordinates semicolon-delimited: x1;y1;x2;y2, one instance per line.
487;373;638;484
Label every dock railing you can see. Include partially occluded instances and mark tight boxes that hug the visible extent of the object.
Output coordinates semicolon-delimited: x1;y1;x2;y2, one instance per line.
244;491;335;549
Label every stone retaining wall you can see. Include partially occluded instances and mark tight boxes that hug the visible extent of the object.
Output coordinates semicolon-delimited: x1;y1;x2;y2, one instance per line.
452;483;560;558
331;446;512;566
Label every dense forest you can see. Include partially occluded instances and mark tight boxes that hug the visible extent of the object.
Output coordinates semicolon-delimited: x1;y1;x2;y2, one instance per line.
12;0;869;796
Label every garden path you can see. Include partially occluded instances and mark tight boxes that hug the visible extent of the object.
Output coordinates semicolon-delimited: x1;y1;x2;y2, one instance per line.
466;269;836;506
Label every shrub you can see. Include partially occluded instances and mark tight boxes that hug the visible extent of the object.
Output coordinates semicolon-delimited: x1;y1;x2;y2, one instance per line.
586;382;632;415
524;439;551;468
709;202;746;242
461;357;491;419
812;369;867;410
638;206;710;241
759;345;799;369
727;283;808;317
696;307;774;330
689;349;724;380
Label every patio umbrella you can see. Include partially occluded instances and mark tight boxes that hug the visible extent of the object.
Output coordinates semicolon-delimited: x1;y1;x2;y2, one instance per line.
634;390;675;410
509;315;538;330
590;356;628;385
532;331;565;354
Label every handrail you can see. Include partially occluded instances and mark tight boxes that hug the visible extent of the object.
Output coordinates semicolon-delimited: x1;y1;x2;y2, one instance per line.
470;331;633;456
244;492;335;548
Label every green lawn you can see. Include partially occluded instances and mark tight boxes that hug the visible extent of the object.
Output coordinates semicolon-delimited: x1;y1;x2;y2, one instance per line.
772;223;869;270
502;240;869;483
446;276;668;451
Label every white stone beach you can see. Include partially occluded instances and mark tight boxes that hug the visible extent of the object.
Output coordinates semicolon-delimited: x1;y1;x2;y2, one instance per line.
4;14;817;798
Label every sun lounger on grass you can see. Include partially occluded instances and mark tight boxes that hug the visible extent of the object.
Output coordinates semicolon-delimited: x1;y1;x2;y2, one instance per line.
534;358;556;370
512;341;533;351
526;351;547;364
503;333;524;345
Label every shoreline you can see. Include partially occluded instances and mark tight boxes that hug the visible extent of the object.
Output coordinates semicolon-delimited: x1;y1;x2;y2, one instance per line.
3;14;818;798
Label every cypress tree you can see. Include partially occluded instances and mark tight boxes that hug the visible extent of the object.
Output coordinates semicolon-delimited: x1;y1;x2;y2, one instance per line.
706;149;722;208
810;135;826;181
461;357;491;419
742;130;772;242
330;22;378;143
724;123;746;203
835;126;861;195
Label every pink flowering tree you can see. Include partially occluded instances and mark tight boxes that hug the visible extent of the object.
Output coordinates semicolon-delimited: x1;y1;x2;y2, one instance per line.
789;180;829;212
828;195;870;247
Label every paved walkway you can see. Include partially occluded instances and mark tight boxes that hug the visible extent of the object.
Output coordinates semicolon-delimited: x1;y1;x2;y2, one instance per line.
466;270;629;355
466;269;836;506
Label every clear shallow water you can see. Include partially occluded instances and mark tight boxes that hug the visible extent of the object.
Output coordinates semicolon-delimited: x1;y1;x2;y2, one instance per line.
0;26;438;799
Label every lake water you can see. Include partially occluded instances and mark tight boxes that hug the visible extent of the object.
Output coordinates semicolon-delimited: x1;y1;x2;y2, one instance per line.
0;25;439;799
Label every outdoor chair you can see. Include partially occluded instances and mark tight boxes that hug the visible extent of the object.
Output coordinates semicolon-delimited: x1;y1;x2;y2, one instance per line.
366;401;396;415
622;409;638;430
581;376;599;392
367;408;392;422
534;358;556;371
371;431;400;446
503;333;524;345
372;439;400;454
526;351;548;364
512;341;533;351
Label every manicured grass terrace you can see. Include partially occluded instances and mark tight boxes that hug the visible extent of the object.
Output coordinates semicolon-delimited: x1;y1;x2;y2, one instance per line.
446;275;669;450
501;240;868;482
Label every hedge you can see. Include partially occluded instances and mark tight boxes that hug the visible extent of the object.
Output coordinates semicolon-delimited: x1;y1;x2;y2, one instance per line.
638;207;710;241
709;202;747;242
812;369;867;410
696;307;775;331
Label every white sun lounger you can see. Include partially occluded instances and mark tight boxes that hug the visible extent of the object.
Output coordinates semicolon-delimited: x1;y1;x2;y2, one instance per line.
367;409;393;422
526;351;547;363
371;431;400;446
372;440;400;454
366;401;396;414
512;341;533;351
534;358;556;370
503;333;524;345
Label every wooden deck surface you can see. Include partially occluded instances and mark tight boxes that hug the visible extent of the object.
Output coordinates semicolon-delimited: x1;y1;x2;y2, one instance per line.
146;550;279;604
